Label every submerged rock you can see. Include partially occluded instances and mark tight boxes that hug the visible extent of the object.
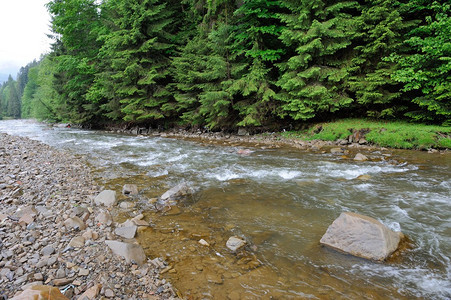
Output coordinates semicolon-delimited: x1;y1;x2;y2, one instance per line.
226;236;246;252
320;212;402;261
160;182;191;201
354;153;368;161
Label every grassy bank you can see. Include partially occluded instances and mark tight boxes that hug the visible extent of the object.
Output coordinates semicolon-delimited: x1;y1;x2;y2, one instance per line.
281;119;451;150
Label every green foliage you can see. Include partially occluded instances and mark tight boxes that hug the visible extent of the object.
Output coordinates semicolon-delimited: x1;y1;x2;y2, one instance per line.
6;76;21;119
21;67;39;118
277;0;358;121
172;26;233;128
389;1;451;124
96;0;182;123
46;0;104;124
227;0;285;127
9;0;448;130
348;0;413;119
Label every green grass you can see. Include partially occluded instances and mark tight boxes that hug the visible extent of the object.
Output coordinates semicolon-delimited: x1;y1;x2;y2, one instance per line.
280;119;451;150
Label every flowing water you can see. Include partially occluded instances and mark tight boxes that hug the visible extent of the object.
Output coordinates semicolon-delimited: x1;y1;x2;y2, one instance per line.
1;120;450;299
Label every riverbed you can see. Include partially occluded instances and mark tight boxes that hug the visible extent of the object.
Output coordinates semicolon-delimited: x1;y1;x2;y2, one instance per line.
1;119;450;299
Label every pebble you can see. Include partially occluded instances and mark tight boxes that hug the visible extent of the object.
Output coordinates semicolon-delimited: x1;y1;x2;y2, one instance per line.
41;245;55;256
105;288;115;298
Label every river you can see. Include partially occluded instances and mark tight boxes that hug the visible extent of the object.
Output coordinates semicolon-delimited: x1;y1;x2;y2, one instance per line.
1;119;450;299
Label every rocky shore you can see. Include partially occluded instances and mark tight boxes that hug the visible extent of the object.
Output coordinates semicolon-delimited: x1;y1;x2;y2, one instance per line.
104;125;445;154
0;133;177;299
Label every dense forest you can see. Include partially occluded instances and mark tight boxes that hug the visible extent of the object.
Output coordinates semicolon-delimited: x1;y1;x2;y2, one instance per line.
1;0;449;129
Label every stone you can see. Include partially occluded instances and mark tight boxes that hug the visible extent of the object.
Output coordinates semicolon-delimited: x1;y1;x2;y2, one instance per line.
237;128;249;136
55;268;66;279
78;283;101;299
35;206;53;218
104;289;115;298
356;175;371;181
18;213;34;225
228;291;241;300
105;240;146;265
330;147;344;154
198;239;209;246
226;236;246;252
10;285;69;300
119;201;135;209
64;217;86;230
160;183;191;201
52;277;73;286
354;153;368;161
122;184;139;195
68;236;85;248
320;212;402;261
78;268;89;276
82;229;94;240
94;190;117;207
95;210;113;226
14;205;37;218
41;245;55;256
115;225;137;239
34;273;44;281
206;273;223;284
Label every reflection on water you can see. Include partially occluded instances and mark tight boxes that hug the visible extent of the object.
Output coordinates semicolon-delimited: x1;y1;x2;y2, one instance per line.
1;120;450;299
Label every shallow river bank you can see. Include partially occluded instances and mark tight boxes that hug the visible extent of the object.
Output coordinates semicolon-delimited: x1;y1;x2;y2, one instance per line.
1;120;450;299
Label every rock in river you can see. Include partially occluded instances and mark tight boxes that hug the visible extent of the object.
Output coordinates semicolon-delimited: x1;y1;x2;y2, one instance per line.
226;236;246;252
122;184;139;195
160;182;191;201
320;212;403;261
354;153;368;161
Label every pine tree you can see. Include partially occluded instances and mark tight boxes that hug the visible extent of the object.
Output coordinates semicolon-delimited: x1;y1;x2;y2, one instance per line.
277;0;358;121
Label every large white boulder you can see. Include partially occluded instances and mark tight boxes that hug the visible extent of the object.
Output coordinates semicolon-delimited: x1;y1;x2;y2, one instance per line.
320;212;402;261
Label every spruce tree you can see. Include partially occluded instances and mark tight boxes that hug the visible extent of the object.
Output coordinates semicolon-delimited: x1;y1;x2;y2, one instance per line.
6;76;21;119
227;0;285;127
172;0;236;129
47;0;104;124
348;0;413;119
277;0;358;121
389;1;450;124
97;0;182;123
21;66;40;119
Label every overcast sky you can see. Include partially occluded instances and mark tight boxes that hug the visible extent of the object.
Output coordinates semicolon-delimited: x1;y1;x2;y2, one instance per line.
0;0;51;79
